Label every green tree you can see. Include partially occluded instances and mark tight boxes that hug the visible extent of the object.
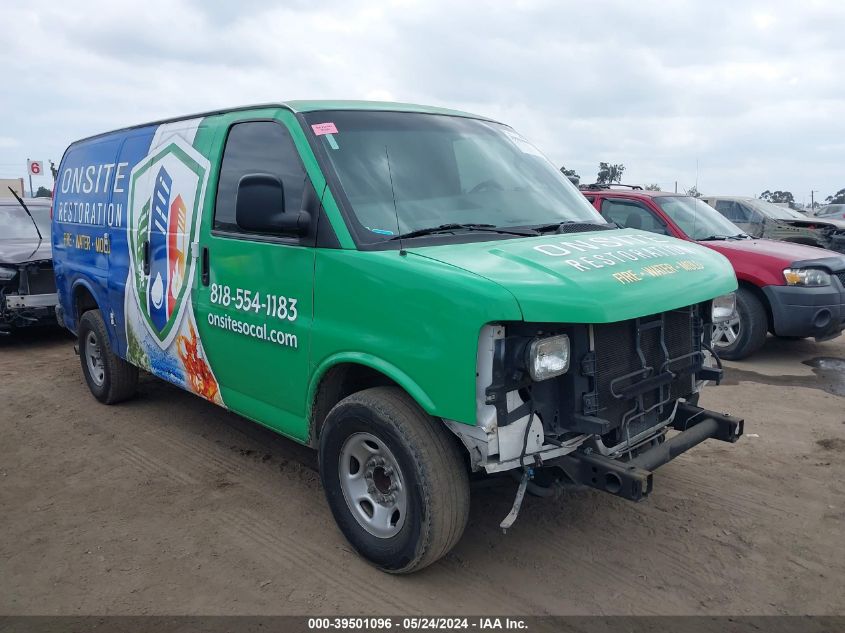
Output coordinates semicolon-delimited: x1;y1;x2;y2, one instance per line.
560;166;580;185
760;189;795;204
685;186;701;197
644;184;661;191
826;188;845;204
596;162;625;185
35;186;52;198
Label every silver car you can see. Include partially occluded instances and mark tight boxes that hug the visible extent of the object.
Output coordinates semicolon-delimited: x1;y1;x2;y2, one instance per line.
702;195;845;254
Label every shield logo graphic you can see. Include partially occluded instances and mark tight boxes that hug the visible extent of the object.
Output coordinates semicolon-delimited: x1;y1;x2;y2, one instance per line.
128;137;209;349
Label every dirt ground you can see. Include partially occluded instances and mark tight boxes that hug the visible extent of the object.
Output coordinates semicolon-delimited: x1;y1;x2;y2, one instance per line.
1;327;843;616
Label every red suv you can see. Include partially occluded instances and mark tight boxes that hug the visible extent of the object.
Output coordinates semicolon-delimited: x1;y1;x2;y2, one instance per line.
583;185;845;359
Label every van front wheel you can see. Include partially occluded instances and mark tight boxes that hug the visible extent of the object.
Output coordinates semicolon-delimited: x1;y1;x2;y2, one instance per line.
319;386;470;574
78;309;138;404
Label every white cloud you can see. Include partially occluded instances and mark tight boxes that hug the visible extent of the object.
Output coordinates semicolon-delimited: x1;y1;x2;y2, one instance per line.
1;0;843;202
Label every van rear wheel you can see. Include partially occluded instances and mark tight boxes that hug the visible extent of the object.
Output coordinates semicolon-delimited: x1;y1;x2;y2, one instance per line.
318;386;470;574
78;309;138;404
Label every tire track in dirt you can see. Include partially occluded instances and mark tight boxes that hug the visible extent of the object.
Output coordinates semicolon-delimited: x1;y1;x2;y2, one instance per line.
125;410;432;614
460;483;746;614
213;509;421;614
138;422;248;477
663;470;804;520
120;445;199;485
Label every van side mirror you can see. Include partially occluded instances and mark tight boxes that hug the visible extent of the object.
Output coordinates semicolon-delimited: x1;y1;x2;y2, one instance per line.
235;173;310;236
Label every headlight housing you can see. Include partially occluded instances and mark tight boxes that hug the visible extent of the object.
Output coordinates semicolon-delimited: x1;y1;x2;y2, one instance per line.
712;292;737;323
783;268;831;287
526;334;570;381
0;265;18;281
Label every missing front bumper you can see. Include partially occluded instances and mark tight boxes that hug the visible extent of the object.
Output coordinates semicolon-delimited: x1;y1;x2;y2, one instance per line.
551;403;743;501
5;292;58;310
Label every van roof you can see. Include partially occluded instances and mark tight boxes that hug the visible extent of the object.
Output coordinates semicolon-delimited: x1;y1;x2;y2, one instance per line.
286;100;490;119
69;100;495;146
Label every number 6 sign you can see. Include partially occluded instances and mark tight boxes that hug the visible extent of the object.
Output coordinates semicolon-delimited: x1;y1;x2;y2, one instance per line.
27;159;43;176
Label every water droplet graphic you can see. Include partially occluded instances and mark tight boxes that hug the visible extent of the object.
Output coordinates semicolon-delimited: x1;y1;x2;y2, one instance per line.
151;273;164;309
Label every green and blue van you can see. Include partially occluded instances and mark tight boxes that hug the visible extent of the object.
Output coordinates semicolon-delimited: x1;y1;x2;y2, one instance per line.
52;101;742;573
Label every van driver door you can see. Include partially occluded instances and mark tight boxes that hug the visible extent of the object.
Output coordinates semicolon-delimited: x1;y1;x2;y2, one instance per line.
193;116;316;442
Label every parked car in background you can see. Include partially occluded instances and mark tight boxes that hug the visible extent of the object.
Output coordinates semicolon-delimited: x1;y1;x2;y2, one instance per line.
0;195;57;333
582;185;845;359
701;195;845;254
816;204;845;220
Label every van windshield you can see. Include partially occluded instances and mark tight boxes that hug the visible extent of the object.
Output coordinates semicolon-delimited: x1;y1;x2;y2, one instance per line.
304;111;605;244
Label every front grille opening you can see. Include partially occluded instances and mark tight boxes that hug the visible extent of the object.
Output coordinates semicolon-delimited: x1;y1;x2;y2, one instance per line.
590;306;702;448
23;265;57;295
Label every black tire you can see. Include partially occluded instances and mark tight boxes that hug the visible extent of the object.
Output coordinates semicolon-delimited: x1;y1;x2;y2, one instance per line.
78;309;138;404
319;386;470;574
713;287;768;360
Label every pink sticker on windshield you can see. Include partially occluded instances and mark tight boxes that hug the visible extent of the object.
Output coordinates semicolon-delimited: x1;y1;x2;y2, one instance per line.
311;122;338;135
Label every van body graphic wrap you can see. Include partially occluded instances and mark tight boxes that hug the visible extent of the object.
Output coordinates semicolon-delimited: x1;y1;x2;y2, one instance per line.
123;123;222;404
52;117;223;405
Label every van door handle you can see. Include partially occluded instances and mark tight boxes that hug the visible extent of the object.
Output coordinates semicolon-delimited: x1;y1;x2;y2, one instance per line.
142;240;150;276
201;247;210;286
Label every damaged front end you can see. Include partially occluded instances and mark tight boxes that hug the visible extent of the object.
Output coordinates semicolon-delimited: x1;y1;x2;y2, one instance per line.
445;300;743;529
0;259;58;333
821;226;845;254
774;218;845;254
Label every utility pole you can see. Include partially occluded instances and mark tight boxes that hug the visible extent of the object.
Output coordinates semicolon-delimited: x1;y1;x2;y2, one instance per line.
811;190;818;210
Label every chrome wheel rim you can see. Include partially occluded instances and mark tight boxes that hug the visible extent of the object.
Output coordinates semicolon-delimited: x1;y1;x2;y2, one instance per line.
85;331;105;386
339;432;407;539
712;314;741;349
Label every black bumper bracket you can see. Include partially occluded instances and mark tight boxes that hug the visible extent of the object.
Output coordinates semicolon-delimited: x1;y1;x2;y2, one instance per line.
553;404;743;502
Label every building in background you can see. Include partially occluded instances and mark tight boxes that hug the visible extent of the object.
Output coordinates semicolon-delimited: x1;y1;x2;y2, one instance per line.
0;178;25;199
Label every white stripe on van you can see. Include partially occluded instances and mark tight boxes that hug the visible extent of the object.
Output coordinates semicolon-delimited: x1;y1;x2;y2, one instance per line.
149;117;203;152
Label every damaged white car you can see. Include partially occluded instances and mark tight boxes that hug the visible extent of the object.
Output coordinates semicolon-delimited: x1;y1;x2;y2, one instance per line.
0;193;57;334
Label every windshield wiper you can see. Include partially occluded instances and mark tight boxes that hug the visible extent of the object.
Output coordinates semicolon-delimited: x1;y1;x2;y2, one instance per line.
699;235;730;241
388;223;538;241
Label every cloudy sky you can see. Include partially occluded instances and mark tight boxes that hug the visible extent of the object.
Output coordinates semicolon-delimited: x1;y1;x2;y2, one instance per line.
2;0;843;204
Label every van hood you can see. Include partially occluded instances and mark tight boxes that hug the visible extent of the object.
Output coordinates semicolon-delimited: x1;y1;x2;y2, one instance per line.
410;228;737;323
0;238;52;265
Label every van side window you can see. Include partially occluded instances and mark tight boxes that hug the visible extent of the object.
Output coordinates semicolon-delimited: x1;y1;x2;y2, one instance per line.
214;121;306;233
600;199;668;234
